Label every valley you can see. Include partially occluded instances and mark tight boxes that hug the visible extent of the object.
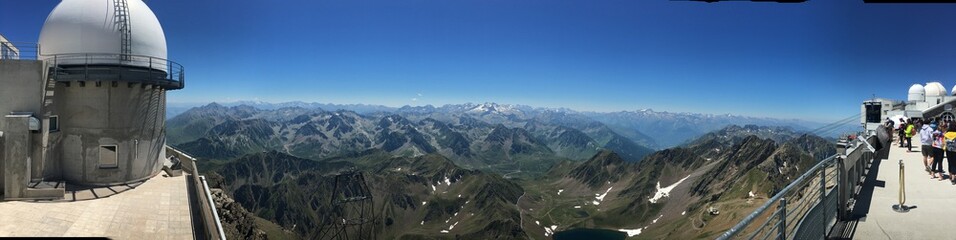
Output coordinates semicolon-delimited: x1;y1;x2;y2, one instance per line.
169;103;836;239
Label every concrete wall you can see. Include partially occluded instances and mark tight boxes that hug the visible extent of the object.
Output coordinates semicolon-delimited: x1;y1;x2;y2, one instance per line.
0;60;43;116
57;82;167;185
1;60;169;187
0;60;45;182
2;115;32;198
1;131;4;193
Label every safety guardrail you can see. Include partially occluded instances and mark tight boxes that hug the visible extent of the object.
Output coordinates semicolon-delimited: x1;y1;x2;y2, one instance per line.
166;145;227;240
0;42;184;89
0;41;38;60
717;135;883;240
46;53;185;89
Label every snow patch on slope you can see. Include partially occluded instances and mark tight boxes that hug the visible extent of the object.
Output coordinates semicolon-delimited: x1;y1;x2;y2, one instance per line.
649;175;690;203
618;228;643;237
593;186;614;205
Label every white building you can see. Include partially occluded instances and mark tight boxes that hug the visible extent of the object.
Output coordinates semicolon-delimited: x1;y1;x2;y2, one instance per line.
0;1;223;239
862;82;956;134
1;0;183;199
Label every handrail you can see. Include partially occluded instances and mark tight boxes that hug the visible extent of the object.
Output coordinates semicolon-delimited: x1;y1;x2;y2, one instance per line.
166;145;227;240
1;41;185;89
0;41;39;60
717;134;883;240
201;176;228;239
716;154;838;240
41;52;184;65
44;52;185;89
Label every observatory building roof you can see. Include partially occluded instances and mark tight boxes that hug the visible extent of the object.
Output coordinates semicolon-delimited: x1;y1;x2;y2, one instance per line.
908;84;925;95
38;0;166;60
925;82;947;97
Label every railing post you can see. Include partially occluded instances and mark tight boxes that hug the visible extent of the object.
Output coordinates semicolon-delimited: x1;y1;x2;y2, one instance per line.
820;161;828;238
148;57;152;81
837;156;847;221
778;198;787;240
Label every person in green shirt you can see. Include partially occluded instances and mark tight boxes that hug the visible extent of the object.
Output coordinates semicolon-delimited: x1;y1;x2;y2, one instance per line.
904;119;915;152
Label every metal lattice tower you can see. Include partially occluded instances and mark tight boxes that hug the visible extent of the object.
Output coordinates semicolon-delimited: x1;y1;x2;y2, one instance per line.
113;0;131;61
316;169;377;240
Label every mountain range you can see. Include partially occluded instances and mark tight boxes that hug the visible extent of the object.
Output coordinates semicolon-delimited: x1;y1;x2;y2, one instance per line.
166;101;837;239
194;123;834;239
168;101;843;149
168;103;656;174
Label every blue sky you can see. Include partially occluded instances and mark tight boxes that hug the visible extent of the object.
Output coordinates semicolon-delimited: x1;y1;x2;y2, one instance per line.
4;1;956;122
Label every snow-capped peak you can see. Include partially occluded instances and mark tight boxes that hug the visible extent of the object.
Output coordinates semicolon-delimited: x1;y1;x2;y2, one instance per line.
467;102;519;115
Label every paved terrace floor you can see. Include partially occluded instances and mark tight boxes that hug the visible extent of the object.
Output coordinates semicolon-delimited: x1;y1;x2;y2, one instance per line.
838;137;956;240
0;174;193;239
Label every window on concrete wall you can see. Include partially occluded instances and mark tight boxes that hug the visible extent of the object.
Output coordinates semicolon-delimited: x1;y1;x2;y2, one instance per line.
99;145;118;168
48;116;59;132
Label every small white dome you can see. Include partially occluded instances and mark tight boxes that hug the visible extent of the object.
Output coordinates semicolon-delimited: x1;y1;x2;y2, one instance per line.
908;84;925;102
909;84;925;94
951;85;956;96
38;0;166;66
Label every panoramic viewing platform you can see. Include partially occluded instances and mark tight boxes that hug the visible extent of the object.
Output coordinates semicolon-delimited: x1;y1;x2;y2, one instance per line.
848;138;956;240
4;0;955;239
0;146;223;239
0;173;193;238
718;82;956;240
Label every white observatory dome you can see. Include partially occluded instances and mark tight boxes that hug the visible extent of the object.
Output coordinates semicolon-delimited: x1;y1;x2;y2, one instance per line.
925;82;947;97
908;84;925;102
951;85;956;96
38;0;166;65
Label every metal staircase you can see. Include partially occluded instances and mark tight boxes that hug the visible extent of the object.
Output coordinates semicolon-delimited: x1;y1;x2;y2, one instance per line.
113;0;132;61
34;68;60;196
42;69;57;109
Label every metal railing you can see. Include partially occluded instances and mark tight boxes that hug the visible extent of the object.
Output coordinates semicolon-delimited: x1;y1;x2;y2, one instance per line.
717;135;883;240
0;41;39;60
0;42;184;89
47;53;185;89
167;145;227;240
201;175;228;239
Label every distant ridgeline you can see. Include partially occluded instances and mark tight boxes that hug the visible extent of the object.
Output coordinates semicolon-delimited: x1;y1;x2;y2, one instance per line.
167;102;828;155
166;103;657;171
167;103;835;239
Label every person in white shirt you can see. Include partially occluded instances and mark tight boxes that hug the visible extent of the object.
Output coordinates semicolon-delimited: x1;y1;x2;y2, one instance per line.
920;120;934;174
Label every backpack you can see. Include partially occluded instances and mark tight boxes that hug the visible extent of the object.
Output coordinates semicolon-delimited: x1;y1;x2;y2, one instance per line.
947;133;956;152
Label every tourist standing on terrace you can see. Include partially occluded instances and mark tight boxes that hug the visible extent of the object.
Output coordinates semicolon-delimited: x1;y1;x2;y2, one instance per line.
945;122;956;184
921;120;934;174
931;122;946;180
899;118;907;147
906;119;915;152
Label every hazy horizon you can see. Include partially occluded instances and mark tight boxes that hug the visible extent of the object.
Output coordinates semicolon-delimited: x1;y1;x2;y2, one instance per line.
6;0;956;125
168;99;832;123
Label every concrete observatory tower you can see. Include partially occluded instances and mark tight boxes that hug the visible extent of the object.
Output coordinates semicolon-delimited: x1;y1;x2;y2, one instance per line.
1;0;184;199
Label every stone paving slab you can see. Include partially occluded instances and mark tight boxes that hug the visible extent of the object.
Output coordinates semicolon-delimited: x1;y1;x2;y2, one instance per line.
0;174;194;239
852;137;956;240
